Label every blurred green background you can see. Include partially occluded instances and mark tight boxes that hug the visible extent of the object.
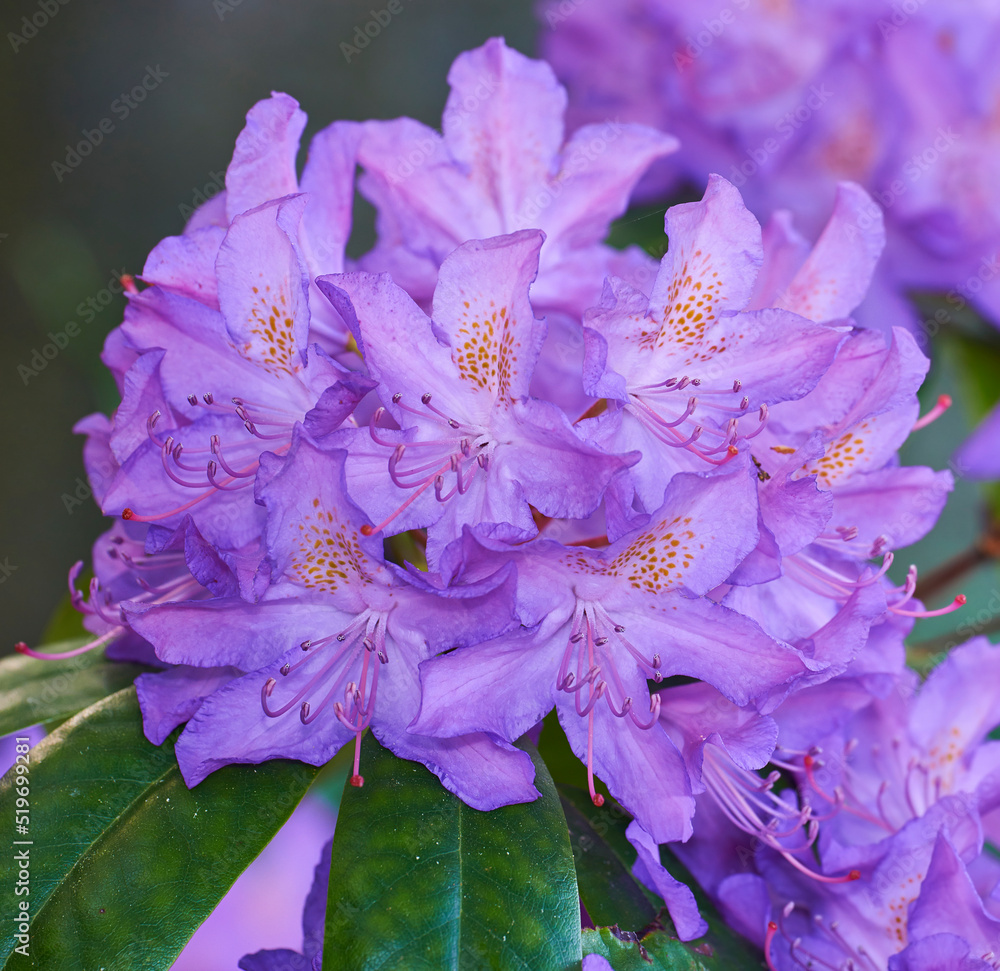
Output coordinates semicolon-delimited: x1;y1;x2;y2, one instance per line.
1;0;997;658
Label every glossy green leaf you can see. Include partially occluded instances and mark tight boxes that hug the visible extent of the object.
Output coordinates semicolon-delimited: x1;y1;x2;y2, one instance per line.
559;784;658;931
0;687;318;969
582;917;762;971
0;639;147;736
322;734;581;971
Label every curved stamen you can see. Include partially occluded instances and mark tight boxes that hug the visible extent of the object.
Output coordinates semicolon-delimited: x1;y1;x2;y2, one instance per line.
161;443;210;488
360;458;454;537
207;461;254;492
764;921;779;971
891;593;966;618
16;628;117;660
211;436;257;479
913;393;952;431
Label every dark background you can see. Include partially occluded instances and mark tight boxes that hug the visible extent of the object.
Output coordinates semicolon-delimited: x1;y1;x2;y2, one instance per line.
0;0;993;656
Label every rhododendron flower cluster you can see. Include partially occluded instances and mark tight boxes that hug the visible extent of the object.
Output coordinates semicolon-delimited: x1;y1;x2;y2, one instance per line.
539;0;1000;336
26;36;1000;964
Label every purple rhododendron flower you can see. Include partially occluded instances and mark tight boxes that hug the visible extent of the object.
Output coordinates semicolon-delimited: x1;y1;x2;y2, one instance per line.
582;174;844;516
661;637;1000;968
126;432;537;809
539;0;1000;337
356;37;677;320
28;30;985;958
412;466;809;839
320;230;637;566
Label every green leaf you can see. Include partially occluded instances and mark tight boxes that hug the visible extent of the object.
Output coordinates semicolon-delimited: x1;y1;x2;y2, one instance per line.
946;329;1000;424
582;918;762;971
322;734;582;971
0;687;318;969
606;203;670;258
0;639;147;736
567;801;762;969
559;784;659;932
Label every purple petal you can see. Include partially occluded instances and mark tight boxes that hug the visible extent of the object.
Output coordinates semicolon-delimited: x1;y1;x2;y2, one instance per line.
135;665;242;745
140;227;226;309
226;93;306;222
956;402;1000;480
658;681;778;776
617;597;805;713
443;38;567;230
558;691;696;844
217;195;311;372
831;465;953;551
125;597;337;671
373;643;540;810
173;650;352;786
318;271;467;420
499;397;638;521
902;833;1000;963
773;182;885;322
430;230;546;403
647;174;763;329
299;121;360;278
412;629;558;744
627;820;708;941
